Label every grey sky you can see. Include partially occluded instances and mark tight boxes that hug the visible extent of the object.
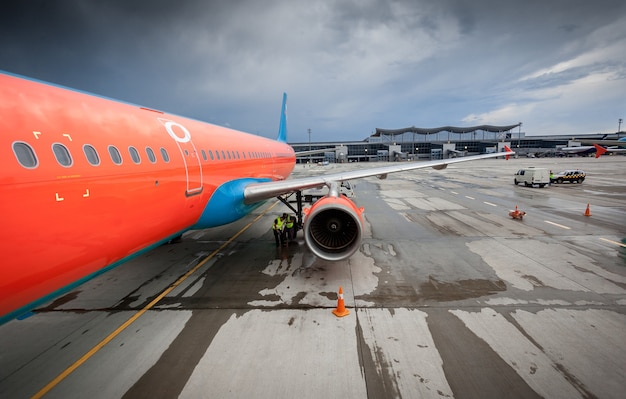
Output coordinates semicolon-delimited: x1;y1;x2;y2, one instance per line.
1;0;625;142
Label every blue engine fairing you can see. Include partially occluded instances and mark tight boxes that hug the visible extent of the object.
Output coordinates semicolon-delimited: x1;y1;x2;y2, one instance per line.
193;178;271;228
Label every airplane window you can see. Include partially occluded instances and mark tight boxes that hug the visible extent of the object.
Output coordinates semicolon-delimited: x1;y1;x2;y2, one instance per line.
160;148;170;162
83;144;100;166
209;150;214;160
128;146;141;164
13;142;38;168
236;151;240;159
108;145;122;165
201;150;207;161
242;152;246;159
53;143;73;167
215;150;220;160
227;151;232;160
146;147;156;163
221;150;226;160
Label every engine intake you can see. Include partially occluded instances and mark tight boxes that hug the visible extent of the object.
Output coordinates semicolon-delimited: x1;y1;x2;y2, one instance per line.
303;195;364;261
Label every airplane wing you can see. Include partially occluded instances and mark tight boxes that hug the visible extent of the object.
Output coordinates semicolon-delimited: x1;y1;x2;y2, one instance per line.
244;147;514;204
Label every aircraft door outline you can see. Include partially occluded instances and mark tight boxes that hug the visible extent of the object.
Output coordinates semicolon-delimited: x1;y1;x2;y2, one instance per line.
159;119;203;196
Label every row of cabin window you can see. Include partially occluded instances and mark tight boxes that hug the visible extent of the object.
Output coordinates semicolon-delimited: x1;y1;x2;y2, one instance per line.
12;141;271;169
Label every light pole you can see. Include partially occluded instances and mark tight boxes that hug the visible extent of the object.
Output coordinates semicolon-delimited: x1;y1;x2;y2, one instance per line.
619;119;623;139
308;128;311;165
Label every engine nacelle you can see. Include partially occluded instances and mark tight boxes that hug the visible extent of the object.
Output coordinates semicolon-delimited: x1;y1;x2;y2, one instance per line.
303;195;364;261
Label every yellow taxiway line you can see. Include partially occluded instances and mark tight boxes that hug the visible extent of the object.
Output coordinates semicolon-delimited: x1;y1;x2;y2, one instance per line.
32;202;277;399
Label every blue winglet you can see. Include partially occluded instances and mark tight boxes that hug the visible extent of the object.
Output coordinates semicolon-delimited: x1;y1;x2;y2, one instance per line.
277;92;287;143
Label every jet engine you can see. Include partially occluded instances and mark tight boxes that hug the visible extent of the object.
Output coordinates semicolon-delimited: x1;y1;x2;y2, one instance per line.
303;194;364;261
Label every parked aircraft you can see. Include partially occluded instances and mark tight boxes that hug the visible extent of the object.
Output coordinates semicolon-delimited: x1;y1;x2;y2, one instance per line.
0;71;514;323
580;137;626;147
559;137;626;157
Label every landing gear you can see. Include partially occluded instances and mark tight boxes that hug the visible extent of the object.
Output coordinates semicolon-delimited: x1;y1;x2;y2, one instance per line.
277;190;305;237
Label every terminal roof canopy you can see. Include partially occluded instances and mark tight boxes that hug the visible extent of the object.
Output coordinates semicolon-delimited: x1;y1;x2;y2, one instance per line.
374;124;522;136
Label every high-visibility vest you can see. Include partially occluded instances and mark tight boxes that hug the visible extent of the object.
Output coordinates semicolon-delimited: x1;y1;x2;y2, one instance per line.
273;217;284;231
285;216;294;229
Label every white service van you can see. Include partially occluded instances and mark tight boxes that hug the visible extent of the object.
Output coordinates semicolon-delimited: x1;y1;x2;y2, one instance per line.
514;167;550;188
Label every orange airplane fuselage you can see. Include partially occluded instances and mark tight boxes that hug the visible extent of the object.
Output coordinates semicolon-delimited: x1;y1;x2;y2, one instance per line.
0;72;295;322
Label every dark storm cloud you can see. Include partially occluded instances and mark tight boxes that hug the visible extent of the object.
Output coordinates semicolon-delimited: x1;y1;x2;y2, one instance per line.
1;0;625;141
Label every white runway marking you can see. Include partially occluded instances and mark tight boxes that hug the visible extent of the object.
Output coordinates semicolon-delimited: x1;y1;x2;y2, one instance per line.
358;308;454;398
600;237;626;247
544;220;571;230
179;310;367;399
404;197;465;211
452;308;591;399
512;309;626;399
59;311;192;399
466;238;626;294
483;201;497;207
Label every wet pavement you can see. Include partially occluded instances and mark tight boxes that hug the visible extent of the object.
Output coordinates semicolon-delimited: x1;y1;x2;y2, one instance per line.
1;156;625;398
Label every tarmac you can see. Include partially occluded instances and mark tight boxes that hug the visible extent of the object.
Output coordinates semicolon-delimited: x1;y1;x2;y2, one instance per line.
1;156;625;399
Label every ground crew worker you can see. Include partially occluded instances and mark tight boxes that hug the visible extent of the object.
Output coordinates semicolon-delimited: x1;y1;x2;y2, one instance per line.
549;170;554;186
272;214;285;247
284;213;295;241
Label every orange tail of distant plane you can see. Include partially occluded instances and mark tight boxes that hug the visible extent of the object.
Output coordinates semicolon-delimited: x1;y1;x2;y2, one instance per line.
594;144;608;158
504;145;512;160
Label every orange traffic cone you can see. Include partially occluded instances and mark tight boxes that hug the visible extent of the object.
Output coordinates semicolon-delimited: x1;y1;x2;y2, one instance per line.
584;203;591;217
332;286;350;317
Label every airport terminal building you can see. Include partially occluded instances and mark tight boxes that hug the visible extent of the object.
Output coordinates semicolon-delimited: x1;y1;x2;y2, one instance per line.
290;124;624;163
